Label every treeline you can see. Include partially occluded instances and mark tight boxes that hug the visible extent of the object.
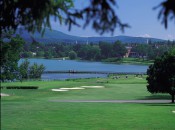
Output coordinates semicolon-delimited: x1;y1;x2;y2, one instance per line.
131;42;174;60
21;40;175;61
21;41;127;61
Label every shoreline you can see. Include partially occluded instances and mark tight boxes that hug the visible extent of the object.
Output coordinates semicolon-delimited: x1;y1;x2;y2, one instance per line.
20;57;153;65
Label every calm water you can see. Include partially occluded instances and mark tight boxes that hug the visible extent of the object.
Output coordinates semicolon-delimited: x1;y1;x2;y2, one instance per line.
19;59;148;80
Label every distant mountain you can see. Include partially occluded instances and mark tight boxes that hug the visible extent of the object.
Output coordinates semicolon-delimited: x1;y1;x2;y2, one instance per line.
16;28;166;44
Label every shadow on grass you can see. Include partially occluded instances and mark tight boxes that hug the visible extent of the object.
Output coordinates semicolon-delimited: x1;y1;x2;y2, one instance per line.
140;94;171;100
144;103;175;106
138;94;175;106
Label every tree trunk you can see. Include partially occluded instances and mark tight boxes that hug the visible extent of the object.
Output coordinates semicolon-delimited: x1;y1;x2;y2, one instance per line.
171;94;175;103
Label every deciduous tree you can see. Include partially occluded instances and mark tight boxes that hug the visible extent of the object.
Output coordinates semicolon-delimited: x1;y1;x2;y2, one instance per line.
0;34;25;81
69;51;77;60
112;41;127;58
146;48;175;103
29;63;45;79
19;59;30;79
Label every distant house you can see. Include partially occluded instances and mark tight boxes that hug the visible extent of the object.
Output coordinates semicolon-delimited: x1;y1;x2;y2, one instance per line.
125;46;139;58
125;46;132;57
32;52;36;56
129;52;139;58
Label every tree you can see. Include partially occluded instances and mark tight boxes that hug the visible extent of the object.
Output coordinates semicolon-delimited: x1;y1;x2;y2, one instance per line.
155;0;175;29
69;51;77;60
44;51;52;59
91;46;101;61
146;48;175;103
85;45;100;60
1;0;174;36
36;51;44;57
19;59;30;79
29;63;45;79
0;0;128;35
99;42;113;59
77;45;88;60
21;51;33;58
0;34;25;81
19;60;45;80
146;46;156;60
112;41;127;58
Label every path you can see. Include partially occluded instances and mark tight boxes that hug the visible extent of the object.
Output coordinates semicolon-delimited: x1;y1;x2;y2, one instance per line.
49;99;171;103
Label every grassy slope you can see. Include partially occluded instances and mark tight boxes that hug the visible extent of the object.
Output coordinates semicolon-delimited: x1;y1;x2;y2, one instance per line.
103;57;153;65
121;58;154;65
1;76;175;130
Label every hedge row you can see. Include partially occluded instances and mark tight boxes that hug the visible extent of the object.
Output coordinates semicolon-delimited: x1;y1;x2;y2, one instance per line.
1;86;38;89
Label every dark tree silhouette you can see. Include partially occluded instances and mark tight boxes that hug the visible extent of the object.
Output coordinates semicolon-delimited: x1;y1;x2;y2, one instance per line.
1;0;174;36
155;0;175;28
146;48;175;103
0;0;128;35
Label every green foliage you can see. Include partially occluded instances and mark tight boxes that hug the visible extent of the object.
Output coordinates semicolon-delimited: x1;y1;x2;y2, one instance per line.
147;47;175;102
0;0;128;35
169;47;175;55
0;34;25;81
44;51;52;59
5;86;38;89
120;57;153;65
102;58;121;62
21;52;33;58
131;43;172;60
99;41;127;59
99;42;113;59
18;59;45;80
68;51;77;60
132;44;149;59
29;63;45;79
22;41;175;62
36;51;44;57
76;44;101;60
19;59;30;79
112;41;127;57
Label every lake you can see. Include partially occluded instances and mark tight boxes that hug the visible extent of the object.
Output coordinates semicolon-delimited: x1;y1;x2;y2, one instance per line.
19;59;148;80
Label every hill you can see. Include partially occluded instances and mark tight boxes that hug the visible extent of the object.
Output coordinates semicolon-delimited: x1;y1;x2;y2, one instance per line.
16;28;165;44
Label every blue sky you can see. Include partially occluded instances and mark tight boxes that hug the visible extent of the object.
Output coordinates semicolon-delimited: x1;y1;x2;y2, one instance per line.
50;0;174;40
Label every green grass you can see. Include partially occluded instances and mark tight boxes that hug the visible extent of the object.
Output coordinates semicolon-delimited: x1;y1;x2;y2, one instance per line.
1;76;175;130
121;57;154;65
101;57;154;65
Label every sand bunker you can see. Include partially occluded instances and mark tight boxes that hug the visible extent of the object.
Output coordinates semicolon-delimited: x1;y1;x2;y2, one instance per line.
0;93;10;96
51;89;68;92
172;111;175;113
51;87;84;91
51;86;104;92
60;87;85;90
81;86;104;88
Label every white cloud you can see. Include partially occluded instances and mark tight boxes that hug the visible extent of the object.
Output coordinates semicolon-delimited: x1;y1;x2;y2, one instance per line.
138;34;151;38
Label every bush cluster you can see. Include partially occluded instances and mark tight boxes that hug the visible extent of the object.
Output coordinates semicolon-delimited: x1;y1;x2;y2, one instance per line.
4;86;38;89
